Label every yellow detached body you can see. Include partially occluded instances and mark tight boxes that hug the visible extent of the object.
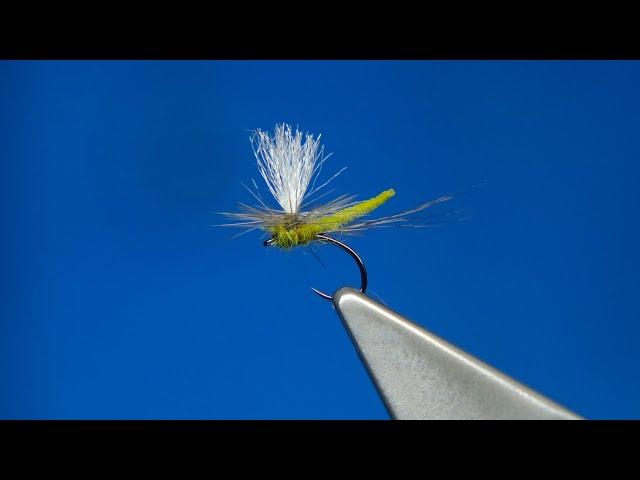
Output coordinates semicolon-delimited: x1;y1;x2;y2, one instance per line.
268;189;396;249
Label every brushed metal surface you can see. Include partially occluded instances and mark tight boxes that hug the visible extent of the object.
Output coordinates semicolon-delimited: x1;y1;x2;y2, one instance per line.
333;288;582;420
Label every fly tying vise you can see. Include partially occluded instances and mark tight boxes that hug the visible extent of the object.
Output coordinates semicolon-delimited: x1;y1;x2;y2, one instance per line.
216;124;456;300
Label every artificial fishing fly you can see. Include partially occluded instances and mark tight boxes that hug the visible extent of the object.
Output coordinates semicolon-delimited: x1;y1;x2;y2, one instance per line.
217;123;459;300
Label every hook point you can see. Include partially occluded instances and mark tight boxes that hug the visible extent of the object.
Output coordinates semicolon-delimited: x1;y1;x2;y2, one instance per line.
310;234;368;302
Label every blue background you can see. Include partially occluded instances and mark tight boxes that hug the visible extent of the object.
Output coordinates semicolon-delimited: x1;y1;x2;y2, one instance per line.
1;61;639;419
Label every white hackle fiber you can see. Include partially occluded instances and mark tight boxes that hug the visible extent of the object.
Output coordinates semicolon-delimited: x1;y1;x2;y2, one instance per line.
252;124;341;214
215;124;463;237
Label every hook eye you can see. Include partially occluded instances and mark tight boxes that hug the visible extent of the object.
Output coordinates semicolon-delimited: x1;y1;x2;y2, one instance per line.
263;237;276;247
311;234;368;302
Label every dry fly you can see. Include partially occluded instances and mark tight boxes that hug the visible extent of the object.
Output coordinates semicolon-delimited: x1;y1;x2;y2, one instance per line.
216;123;463;300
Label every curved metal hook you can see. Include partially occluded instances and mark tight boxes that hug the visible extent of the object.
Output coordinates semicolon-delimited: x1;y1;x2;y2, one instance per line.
310;234;368;301
262;234;368;301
